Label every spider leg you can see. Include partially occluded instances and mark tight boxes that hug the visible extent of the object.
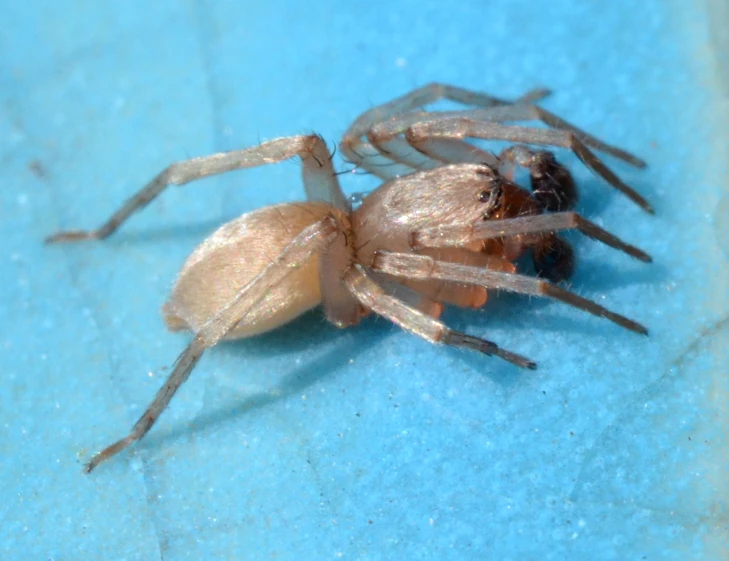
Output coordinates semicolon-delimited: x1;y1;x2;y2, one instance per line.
411;211;651;262
46;134;347;242
341;83;549;178
406;120;653;213
344;83;550;143
351;131;498;180
362;90;646;174
365;128;444;176
343;264;536;369
371;271;444;319
405;137;499;167
378;104;644;168
370;251;648;335
378;247;515;309
366;115;499;174
83;216;341;473
454;103;646;168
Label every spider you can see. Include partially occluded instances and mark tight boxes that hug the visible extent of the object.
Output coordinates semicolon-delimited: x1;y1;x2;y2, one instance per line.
46;83;652;472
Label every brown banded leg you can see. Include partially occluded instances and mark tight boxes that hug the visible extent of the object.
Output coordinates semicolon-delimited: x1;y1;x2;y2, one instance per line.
343;264;536;369
47;134;347;243
84;216;341;472
370;251;648;335
406;119;653;213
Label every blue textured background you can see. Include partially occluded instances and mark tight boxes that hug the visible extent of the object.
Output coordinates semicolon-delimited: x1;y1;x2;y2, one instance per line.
2;1;728;559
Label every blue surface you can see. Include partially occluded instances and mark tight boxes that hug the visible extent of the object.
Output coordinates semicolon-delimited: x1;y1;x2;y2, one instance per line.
2;1;729;559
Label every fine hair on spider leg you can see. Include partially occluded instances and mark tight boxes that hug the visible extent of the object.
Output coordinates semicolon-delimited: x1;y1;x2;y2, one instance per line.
370;251;648;335
45;84;652;473
405;119;652;213
82;214;343;472
343;264;537;370
341;83;552;179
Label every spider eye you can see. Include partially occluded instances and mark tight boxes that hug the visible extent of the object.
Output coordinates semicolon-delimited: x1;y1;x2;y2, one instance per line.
478;177;504;219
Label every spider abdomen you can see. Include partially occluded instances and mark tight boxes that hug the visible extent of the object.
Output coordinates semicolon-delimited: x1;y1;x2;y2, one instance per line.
163;202;335;339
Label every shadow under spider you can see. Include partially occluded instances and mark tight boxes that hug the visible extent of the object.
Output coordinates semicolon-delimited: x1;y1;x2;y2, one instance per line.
141;310;392;449
140;301;541;453
137;208;658;454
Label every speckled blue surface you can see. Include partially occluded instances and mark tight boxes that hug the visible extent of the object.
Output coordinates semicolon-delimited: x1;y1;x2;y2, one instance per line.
2;1;729;559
